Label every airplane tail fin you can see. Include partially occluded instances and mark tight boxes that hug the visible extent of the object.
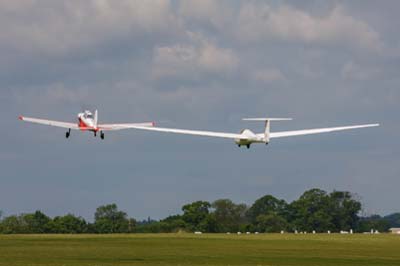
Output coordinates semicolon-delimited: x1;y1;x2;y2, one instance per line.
94;110;98;129
243;118;292;143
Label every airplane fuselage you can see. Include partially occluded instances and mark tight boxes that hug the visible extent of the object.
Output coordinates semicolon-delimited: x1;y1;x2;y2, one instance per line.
234;129;266;148
78;111;97;132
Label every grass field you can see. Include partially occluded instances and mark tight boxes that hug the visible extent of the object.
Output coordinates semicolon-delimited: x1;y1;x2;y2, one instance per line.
0;233;399;266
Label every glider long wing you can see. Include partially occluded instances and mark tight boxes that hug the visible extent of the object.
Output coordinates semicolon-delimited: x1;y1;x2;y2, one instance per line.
19;116;79;130
130;123;379;140
268;124;379;139
128;125;244;139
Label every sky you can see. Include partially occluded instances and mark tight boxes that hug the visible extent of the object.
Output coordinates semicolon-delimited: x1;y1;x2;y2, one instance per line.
1;0;399;221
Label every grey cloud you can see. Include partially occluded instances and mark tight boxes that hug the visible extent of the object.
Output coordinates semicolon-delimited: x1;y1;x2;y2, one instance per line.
178;0;235;31
236;4;383;52
251;68;286;83
152;33;239;81
0;0;181;57
341;61;381;81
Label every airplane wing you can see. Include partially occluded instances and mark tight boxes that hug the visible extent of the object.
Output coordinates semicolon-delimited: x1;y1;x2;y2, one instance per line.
269;124;379;139
98;122;155;131
19;116;79;130
131;123;378;140
128;125;244;139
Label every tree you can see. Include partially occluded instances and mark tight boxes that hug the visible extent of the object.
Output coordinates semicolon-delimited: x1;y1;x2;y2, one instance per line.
247;195;288;223
0;211;2;233
0;211;51;234
160;215;186;232
357;215;390;232
1;215;24;234
94;204;132;233
384;213;400;227
198;213;219;233
289;189;333;232
256;214;289;233
329;191;361;231
50;214;87;233
22;211;51;233
212;199;248;232
182;201;211;231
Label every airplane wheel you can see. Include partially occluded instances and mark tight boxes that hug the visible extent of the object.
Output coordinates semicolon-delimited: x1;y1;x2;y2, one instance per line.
100;132;104;140
246;144;250;149
238;144;241;147
65;132;70;138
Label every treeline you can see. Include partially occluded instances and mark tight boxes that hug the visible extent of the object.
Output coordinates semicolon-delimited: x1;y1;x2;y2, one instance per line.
0;188;399;234
0;204;134;234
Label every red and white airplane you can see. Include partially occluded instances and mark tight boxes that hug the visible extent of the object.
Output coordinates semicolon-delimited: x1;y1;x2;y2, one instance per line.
19;110;154;139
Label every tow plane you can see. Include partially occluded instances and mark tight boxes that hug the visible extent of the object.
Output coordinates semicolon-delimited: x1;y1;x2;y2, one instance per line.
19;110;154;139
128;118;379;148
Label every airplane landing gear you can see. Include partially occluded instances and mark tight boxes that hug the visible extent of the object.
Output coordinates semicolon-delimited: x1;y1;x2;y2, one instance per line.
237;144;251;148
100;131;104;140
65;129;71;139
94;131;97;137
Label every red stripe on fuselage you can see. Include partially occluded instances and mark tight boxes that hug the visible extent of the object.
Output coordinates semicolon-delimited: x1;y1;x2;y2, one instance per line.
78;118;98;132
78;118;87;128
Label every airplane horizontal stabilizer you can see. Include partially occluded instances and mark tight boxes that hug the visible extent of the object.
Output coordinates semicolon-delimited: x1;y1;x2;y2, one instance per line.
242;118;292;121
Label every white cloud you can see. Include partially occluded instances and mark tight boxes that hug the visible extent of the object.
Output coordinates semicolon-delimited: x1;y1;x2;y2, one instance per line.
0;0;180;56
152;35;239;80
237;4;383;52
197;41;239;73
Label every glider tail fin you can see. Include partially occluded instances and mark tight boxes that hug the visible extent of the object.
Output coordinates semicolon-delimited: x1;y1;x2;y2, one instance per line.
242;118;292;143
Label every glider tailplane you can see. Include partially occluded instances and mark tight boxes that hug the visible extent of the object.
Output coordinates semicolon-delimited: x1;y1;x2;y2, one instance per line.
242;118;292;143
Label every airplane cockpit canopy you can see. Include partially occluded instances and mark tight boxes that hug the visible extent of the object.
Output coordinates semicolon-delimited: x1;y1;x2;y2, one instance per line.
84;111;93;119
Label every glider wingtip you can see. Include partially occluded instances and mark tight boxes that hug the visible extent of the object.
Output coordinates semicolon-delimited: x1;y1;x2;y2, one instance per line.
18;115;23;121
368;123;380;127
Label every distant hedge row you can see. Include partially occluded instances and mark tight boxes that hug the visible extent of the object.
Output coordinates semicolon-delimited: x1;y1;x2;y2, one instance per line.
1;188;399;234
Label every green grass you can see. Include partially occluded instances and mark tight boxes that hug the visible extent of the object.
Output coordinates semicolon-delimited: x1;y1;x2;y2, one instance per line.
0;234;399;266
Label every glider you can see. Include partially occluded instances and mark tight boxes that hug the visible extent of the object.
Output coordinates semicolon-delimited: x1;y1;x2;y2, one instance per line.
19;110;154;139
128;118;379;148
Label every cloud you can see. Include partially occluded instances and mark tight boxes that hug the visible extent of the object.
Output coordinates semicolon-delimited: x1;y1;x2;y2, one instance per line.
0;0;180;57
251;68;286;83
237;4;383;52
341;61;381;80
152;34;239;80
12;83;91;109
197;40;239;73
44;84;90;104
178;0;233;30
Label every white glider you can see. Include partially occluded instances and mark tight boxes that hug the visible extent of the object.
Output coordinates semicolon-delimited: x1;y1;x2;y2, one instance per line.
129;118;379;148
19;110;154;139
